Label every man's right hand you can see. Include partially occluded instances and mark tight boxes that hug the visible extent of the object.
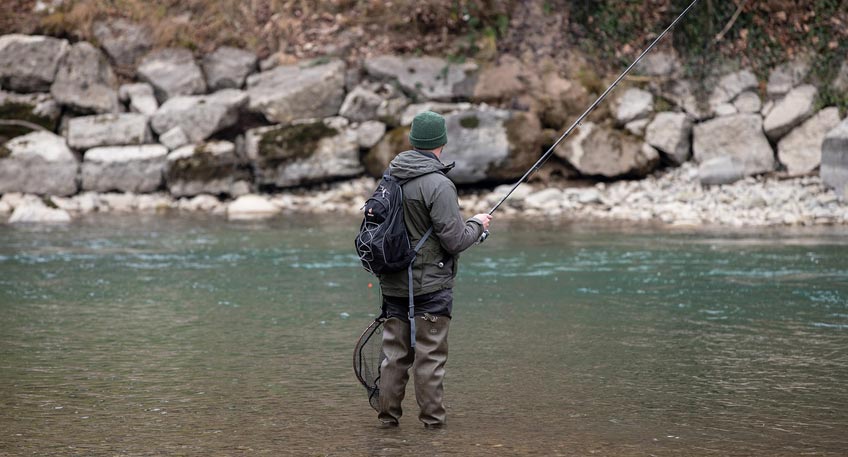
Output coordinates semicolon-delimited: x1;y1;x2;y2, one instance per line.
473;213;492;231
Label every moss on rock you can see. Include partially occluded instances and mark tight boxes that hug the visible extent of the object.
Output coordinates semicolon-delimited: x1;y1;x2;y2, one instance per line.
167;144;251;184
0;144;10;159
363;126;410;177
257;122;338;168
459;115;480;129
0;102;57;141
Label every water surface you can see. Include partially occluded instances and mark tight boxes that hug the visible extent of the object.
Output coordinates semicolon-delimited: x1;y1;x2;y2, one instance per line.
1;215;846;456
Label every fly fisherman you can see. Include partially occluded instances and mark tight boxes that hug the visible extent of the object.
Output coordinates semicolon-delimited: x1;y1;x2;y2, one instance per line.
377;111;492;428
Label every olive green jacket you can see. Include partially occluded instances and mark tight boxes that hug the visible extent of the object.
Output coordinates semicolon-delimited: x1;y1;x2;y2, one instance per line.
378;150;484;297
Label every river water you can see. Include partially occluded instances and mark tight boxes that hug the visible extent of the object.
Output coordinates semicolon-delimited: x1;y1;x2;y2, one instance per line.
1;214;846;456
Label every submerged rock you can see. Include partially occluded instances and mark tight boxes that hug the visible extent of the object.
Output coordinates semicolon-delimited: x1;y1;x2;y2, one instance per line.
165;141;252;197
0;34;69;93
50;42;120;114
81;144;167;193
137;48;207;102
245;119;362;188
67;113;151;150
0;130;78;196
247;59;346;124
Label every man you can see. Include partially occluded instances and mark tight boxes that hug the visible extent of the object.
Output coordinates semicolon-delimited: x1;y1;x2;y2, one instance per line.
377;111;492;428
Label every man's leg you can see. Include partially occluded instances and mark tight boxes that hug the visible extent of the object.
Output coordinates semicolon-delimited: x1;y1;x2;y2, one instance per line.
413;313;450;427
378;317;413;425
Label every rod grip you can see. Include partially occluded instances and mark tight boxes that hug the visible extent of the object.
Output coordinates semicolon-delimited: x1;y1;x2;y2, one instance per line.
478;230;490;244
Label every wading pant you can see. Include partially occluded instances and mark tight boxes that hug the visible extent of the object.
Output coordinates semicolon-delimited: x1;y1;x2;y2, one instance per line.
378;314;450;426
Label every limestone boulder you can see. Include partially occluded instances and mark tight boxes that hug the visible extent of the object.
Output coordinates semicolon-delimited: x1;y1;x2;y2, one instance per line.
364;55;477;101
202;46;258;91
118;83;158;116
0;91;61;142
777;107;842;175
92;19;153;68
81;144;167;193
767;57;810;99
340;86;384;122
472;54;528;103
245;119;362;188
67;113;151;150
708;70;758;112
137;48;207;102
698;156;745;186
0;131;78;196
763;85;817;141
247;59;346;123
556;122;660;178
0;35;69;93
821;119;848;199
150;89;248;143
159;126;189;150
693;114;775;175
733;91;762;114
8;202;71;223
614;88;653;125
355;121;386;149
227;194;281;220
50;42;119;114
645;112;693;164
534;72;591;129
634;50;681;77
400;102;472;126
165;141;252;197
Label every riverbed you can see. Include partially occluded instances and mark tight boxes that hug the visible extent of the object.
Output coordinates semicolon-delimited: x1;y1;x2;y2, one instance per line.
1;215;846;456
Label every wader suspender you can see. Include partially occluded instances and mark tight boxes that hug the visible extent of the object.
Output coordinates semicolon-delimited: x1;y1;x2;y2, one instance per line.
408;227;433;348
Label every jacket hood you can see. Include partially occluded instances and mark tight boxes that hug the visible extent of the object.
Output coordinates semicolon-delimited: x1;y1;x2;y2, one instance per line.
389;150;455;181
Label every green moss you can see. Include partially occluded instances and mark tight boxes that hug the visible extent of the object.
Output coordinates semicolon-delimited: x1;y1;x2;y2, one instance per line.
0;145;9;159
459;115;480;129
167;143;251;183
0;102;56;140
258;122;338;168
654;96;675;113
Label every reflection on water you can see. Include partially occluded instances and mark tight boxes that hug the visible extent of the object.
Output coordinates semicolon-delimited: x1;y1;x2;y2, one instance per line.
1;215;846;456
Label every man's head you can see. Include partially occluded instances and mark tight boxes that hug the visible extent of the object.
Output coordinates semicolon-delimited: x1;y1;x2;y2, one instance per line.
409;111;447;155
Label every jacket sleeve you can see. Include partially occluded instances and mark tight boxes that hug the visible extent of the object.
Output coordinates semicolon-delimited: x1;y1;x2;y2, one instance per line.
428;179;484;255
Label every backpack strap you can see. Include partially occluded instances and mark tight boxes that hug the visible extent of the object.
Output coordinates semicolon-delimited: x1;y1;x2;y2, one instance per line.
407;226;433;348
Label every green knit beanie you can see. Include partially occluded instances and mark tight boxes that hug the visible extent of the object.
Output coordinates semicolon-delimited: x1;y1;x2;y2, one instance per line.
409;111;448;150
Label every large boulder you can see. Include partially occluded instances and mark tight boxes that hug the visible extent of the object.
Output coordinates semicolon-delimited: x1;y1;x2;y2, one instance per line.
0;90;61;142
614;88;653;125
150;89;248;143
339;86;384;122
708;70;758;112
202;47;258;91
244;119;362;188
0;131;78;196
118;83;158;116
693;114;775;175
645;112;693;165
165;141;252;197
821;119;848;199
92;19;153;68
557;122;660;178
364;55;477;101
81;144;167;193
777;107;842;175
763;85;817;141
67;113;151;150
767;57;810;99
137;48;207;102
0;35;69;93
50;41;120;114
246;59;346;124
472;54;527;103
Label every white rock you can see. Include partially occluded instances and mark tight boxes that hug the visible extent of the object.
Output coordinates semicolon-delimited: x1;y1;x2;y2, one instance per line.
614;88;653;125
364;55;477;101
764;85;818;141
227;194;281;220
340;86;384;122
158;126;189;150
50;41;119;114
202;46;258;91
81;145;168;193
645;112;693;165
98;193;136;212
247;59;346;124
0;34;69;92
698;156;746;186
356;120;386;149
9;202;71;223
733;91;762;113
777;107;842;175
137;48;207;102
625;118;650;137
400;102;473;126
1;131;78;196
767;58;811;98
67;113;151;150
524;188;563;209
150;89;248;143
708;70;758;111
821;118;848;200
0;200;10;214
693;114;775;176
118;83;158;116
165;141;250;197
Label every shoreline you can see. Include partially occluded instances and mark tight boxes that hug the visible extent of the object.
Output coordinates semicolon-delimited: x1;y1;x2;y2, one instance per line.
2;163;846;227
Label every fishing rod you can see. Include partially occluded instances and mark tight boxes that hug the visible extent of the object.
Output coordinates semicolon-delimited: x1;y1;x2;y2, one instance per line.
479;0;701;243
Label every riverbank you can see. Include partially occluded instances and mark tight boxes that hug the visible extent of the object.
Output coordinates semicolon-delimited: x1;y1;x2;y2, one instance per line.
3;164;846;227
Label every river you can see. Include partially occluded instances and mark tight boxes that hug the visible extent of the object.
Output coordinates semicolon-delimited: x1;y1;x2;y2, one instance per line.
1;214;846;456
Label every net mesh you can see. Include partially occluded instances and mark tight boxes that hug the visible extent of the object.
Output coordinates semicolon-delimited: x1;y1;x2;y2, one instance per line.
353;318;386;411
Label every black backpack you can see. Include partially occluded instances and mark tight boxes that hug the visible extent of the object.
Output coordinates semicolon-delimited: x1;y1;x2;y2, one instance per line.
355;169;432;275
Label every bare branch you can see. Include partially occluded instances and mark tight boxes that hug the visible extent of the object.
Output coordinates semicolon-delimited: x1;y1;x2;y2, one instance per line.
0;119;49;132
714;0;749;43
